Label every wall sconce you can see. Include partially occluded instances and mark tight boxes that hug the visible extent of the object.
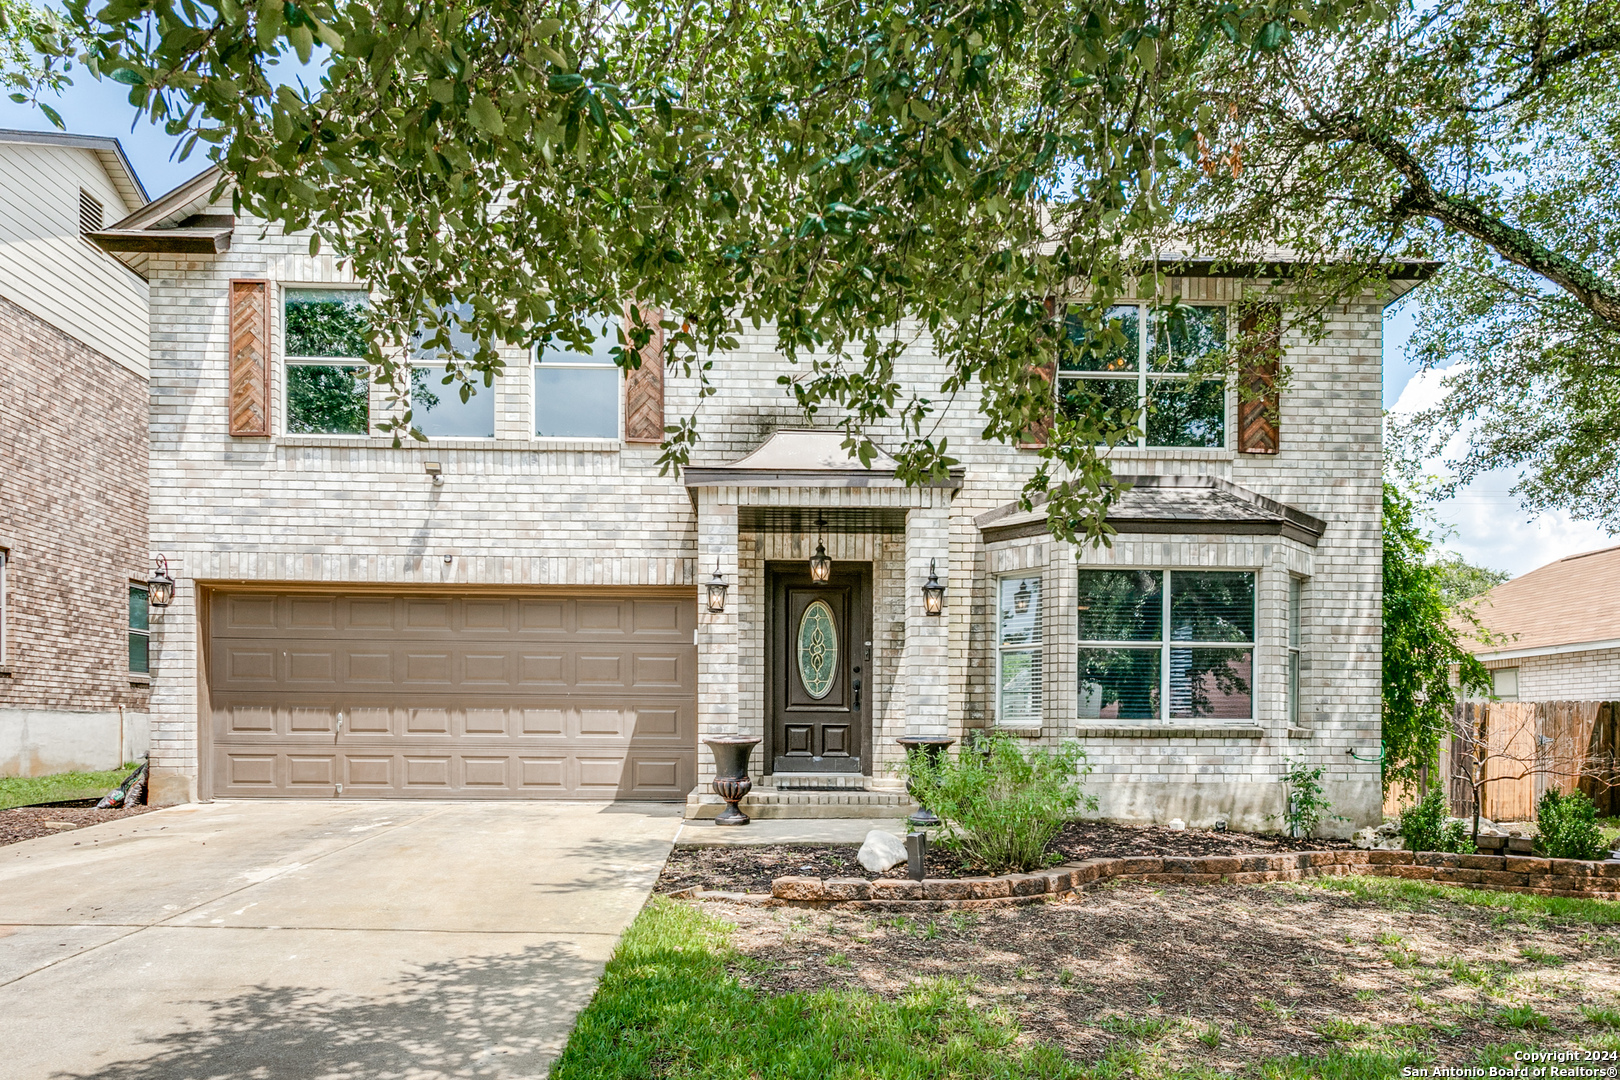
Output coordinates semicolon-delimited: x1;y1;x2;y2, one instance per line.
706;560;729;613
148;555;175;608
808;515;832;584
1013;580;1031;615
424;461;444;486
922;558;945;615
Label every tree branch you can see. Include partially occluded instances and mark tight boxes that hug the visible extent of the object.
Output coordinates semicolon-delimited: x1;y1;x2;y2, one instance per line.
1332;116;1620;324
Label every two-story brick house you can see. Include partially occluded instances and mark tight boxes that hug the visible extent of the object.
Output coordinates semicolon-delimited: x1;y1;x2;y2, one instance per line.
103;165;1401;833
0;129;153;776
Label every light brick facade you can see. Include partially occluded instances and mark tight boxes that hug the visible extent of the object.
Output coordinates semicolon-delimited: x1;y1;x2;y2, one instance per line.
1482;649;1620;702
141;208;1386;831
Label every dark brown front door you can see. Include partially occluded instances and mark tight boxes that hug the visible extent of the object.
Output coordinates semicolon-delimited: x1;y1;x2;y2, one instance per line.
768;563;872;774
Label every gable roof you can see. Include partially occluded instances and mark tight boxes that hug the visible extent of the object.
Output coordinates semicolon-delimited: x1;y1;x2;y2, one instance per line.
975;475;1327;547
86;165;232;273
0;127;147;208
1464;543;1620;659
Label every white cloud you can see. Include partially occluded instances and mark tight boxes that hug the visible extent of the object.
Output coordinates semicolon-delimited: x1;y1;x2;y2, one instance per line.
1387;368;1615;577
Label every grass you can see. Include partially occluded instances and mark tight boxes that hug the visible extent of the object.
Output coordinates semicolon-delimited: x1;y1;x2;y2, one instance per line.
1309;874;1620;926
0;763;140;810
551;898;1458;1079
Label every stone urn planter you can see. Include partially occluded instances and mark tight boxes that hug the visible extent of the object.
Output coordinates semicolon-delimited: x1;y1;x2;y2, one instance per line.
704;735;763;826
896;735;955;828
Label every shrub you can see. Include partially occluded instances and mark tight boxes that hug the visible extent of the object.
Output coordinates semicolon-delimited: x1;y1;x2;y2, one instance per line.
904;732;1096;874
1537;789;1609;861
1398;788;1474;854
1278;759;1346;839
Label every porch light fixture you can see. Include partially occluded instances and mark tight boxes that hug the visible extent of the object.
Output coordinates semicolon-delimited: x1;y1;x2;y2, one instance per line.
1013;580;1032;614
148;555;175;608
808;515;832;584
922;558;945;615
705;560;729;613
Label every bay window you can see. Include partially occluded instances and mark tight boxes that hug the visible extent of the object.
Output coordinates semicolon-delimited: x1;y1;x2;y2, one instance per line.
995;575;1042;727
1077;569;1254;720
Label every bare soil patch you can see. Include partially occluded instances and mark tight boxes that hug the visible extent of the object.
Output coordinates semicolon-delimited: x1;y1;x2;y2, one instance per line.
705;881;1620;1066
656;820;1356;894
0;804;153;848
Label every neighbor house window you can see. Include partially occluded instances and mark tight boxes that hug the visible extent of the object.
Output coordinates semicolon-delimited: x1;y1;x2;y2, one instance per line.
410;302;496;438
534;312;621;439
129;583;149;674
1058;303;1228;448
1077;569;1254;720
1491;668;1519;701
284;288;370;435
996;576;1042;727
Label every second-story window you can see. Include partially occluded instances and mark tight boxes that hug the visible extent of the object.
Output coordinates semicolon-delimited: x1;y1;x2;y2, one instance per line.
411;303;496;438
534;313;621;439
284;288;370;435
129;582;150;674
1058;303;1228;448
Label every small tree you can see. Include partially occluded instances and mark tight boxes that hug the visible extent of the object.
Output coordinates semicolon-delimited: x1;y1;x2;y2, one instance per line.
1451;702;1596;846
1382;482;1494;796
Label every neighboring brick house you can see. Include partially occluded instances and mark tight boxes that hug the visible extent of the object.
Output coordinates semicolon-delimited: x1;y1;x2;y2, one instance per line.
1461;545;1620;702
0;129;152;775
103;165;1408;833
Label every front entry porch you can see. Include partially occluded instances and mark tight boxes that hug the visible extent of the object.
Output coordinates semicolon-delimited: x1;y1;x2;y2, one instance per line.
683;430;963;820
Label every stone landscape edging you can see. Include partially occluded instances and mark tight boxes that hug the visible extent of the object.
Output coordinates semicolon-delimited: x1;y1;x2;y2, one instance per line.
754;849;1620;910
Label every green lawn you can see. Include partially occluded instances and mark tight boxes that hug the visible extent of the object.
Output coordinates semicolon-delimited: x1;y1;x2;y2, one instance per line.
551;897;1558;1080
0;763;140;810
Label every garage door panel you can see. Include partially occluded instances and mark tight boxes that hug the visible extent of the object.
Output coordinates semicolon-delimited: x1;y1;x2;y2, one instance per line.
209;590;695;799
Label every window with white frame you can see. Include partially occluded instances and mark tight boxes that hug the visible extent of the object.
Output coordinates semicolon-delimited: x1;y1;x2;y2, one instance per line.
128;582;149;675
534;312;621;439
284;288;370;435
1058;303;1228;448
410;302;497;438
996;576;1042;726
1077;569;1254;720
0;548;9;667
1286;577;1303;724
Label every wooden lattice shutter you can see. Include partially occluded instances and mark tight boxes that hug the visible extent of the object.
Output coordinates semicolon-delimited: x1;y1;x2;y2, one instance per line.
623;304;665;443
1236;301;1281;455
229;279;270;437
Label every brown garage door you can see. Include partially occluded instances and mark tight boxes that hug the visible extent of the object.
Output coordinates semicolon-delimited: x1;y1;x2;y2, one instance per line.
206;590;696;799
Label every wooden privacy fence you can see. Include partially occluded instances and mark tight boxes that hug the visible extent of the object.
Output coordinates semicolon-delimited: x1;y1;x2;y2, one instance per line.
1446;700;1620;822
1383;700;1620;820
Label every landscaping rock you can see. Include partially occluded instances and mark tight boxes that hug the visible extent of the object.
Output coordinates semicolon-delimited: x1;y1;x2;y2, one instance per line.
857;829;908;873
1353;827;1378;849
1167;818;1186;831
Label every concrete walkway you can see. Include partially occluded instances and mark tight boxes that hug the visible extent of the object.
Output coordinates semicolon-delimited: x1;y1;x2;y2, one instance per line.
0;799;682;1080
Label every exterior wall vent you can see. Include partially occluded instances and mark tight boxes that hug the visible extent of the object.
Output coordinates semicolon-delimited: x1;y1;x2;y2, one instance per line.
79;189;104;234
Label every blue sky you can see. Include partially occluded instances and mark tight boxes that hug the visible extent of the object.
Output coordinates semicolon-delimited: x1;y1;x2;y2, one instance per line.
6;80;1611;579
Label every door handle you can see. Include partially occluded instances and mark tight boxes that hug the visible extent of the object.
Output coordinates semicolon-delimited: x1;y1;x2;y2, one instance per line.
852;668;861;712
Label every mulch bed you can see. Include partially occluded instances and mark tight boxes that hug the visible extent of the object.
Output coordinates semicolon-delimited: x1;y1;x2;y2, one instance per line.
708;881;1619;1064
656;820;1357;894
0;803;154;848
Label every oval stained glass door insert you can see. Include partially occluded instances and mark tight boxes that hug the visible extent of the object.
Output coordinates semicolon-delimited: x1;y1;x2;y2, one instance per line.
797;599;838;699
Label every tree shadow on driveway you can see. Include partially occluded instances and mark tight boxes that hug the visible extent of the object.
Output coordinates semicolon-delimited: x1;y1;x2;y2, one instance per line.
55;943;603;1080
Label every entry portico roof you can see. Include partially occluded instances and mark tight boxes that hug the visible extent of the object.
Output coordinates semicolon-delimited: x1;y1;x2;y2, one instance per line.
683;429;964;488
975;475;1326;546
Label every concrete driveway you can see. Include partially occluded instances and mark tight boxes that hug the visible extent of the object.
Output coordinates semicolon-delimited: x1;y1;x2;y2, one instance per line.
0;800;682;1080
